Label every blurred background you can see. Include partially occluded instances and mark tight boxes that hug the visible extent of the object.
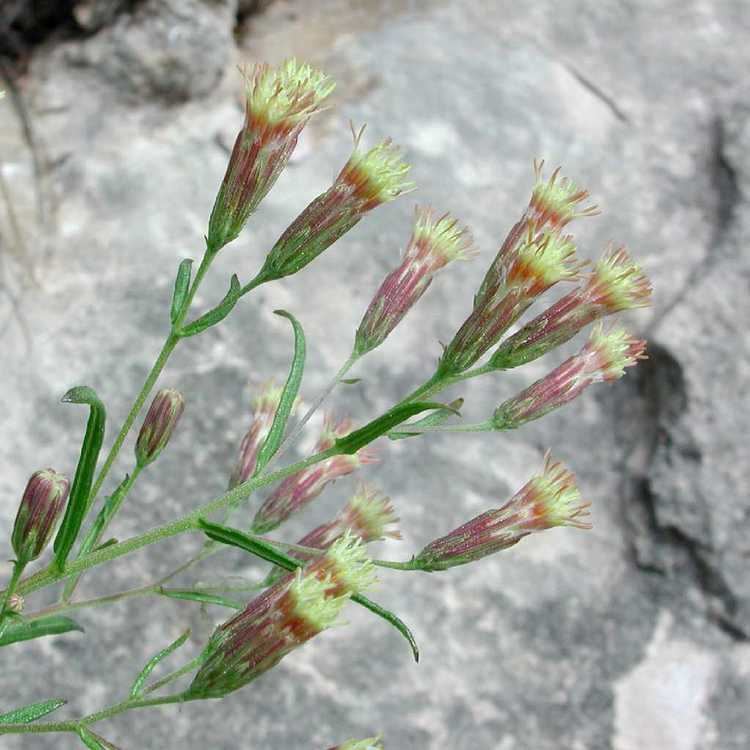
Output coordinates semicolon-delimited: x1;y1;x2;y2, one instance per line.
0;1;748;748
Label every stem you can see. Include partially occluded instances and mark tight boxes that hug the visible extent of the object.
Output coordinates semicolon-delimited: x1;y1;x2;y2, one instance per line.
13;447;337;598
0;560;25;638
141;656;203;696
269;353;359;469
372;558;423;571
391;420;493;434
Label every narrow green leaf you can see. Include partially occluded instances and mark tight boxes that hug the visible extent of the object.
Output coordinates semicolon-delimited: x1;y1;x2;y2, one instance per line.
178;274;240;337
170;258;193;325
0;616;83;647
78;726;121;749
253;310;306;474
53;387;106;570
74;476;130;560
0;699;66;724
199;519;296;572
159;589;242;610
352;592;420;662
130;629;191;698
389;397;464;440
340;378;362;385
199;519;420;660
335;401;457;455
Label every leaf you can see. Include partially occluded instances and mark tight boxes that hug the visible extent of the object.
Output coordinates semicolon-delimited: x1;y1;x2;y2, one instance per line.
178;274;240;337
340;378;361;385
0;699;66;724
129;629;191;698
352;593;420;663
334;401;457;455
389;397;464;440
53;387;106;570
170;258;193;325
0;616;83;647
253;310;306;474
200;519;420;660
199;519;297;572
77;726;121;749
74;476;130;561
159;589;242;610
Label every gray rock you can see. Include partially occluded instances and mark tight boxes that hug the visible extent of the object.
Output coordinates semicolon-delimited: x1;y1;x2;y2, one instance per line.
1;1;749;749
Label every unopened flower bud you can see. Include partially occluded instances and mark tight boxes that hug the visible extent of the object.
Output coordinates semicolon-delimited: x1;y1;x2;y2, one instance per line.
259;127;414;280
328;736;384;750
354;207;475;356
490;245;652;369
439;224;583;374
188;534;373;699
135;388;185;467
251;415;377;534
228;382;290;488
207;59;335;253
7;593;24;614
493;323;646;428
11;469;69;564
414;454;590;570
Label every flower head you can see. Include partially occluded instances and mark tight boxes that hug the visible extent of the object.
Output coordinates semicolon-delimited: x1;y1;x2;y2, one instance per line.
490;245;652;369
207;59;334;252
493;322;647;428
439;224;582;374
228;381;290;488
251;414;378;534
12;469;70;564
527;159;599;230
354;206;475;355
189;534;374;699
414;454;590;570
135;388;185;467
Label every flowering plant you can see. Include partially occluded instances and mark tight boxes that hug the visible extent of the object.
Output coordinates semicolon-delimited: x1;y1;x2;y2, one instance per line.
0;59;651;748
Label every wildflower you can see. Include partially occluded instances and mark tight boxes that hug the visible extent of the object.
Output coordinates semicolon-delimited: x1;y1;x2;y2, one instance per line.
493;323;646;429
439;224;583;374
354;207;475;356
414;454;590;570
228;382;290;488
188;535;373;698
206;59;335;253
134;388;185;467
251;415;377;534
259;126;414;280
490;245;652;369
11;469;70;564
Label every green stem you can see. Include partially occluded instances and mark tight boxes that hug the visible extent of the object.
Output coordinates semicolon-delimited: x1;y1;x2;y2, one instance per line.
372;558;424;571
13;447;337;598
391;420;493;434
141;656;203;696
0;560;25;638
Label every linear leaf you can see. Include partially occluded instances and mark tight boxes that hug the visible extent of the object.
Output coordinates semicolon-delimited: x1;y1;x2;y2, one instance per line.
334;401;456;455
0;699;66;724
178;274;240;337
0;616;83;647
352;592;420;662
253;310;306;474
388;397;464;440
53;386;106;570
170;258;193;325
130;629;191;698
199;519;419;659
77;726;121;749
74;476;129;561
159;589;242;610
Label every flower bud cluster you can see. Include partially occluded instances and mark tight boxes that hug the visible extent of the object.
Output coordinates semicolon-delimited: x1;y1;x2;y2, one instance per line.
260;128;414;281
251;415;377;534
228;382;289;488
414;454;590;571
207;59;335;253
493;322;647;428
135;388;185;467
11;469;70;564
354;207;475;356
188;534;374;698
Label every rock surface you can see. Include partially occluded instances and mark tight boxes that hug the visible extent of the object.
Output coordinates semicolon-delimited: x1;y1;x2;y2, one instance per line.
1;1;749;748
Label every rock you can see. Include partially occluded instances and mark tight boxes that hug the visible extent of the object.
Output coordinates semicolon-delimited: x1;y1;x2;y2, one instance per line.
1;1;749;749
